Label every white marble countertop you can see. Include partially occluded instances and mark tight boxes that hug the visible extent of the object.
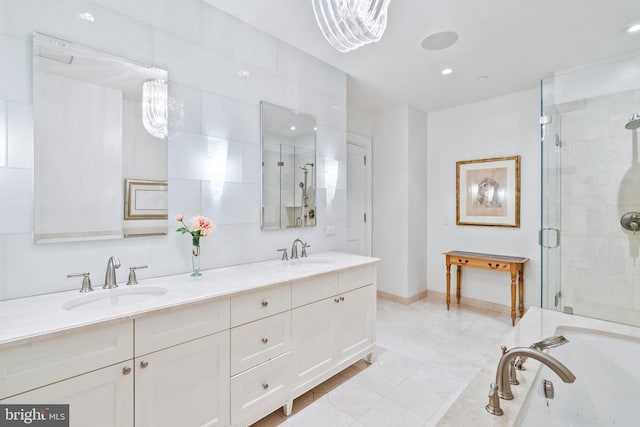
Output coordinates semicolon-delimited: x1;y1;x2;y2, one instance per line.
0;251;379;347
437;306;640;426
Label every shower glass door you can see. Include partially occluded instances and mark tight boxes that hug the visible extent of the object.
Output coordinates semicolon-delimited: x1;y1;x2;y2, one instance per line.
540;79;562;311
540;53;640;327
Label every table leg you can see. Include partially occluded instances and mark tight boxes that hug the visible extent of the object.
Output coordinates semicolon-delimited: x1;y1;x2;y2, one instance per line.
510;268;517;326
456;265;461;305
445;260;451;310
518;266;524;318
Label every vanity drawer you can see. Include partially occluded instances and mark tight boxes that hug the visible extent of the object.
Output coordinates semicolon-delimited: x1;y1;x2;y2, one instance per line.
0;320;133;400
230;352;292;426
231;283;291;327
135;297;230;356
292;272;338;307
338;264;375;293
230;312;291;375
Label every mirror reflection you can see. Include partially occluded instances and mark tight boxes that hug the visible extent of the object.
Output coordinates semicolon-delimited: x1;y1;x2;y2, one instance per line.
261;102;317;229
32;33;168;243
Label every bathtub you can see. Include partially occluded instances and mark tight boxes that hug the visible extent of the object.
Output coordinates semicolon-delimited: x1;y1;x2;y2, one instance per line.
515;327;640;426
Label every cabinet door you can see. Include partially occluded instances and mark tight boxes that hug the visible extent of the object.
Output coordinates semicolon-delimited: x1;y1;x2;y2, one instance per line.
1;362;133;427
291;296;337;395
135;330;230;427
334;285;376;368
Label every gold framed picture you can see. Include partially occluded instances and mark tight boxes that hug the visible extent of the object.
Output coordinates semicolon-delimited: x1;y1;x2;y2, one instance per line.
456;156;520;227
124;179;168;220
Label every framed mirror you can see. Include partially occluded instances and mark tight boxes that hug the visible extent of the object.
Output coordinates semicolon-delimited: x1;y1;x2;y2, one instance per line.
32;33;168;243
261;102;316;229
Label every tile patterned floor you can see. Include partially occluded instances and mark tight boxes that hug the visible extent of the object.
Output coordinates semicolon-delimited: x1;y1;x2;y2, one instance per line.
251;293;514;427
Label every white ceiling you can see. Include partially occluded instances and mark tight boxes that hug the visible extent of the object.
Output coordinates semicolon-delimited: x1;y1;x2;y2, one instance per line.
205;0;640;113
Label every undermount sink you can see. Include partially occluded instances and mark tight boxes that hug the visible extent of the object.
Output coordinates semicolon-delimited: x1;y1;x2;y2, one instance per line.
289;257;337;265
63;286;168;311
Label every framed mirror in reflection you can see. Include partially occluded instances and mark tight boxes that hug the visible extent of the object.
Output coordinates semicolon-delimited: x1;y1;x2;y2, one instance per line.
32;33;168;243
261;102;317;229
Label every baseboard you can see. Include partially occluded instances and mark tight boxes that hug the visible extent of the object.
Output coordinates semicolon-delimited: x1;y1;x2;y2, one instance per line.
426;290;511;314
377;289;428;305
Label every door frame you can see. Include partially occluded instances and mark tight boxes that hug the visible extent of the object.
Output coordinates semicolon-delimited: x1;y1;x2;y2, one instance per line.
346;132;373;256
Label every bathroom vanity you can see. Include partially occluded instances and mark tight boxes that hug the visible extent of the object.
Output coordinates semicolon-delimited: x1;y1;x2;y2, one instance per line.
0;252;378;427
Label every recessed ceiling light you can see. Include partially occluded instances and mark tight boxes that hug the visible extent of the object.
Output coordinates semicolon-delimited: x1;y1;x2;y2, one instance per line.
441;68;453;75
627;24;640;33
290;126;296;131
421;31;458;51
237;69;250;78
478;75;489;80
77;12;95;22
331;105;340;109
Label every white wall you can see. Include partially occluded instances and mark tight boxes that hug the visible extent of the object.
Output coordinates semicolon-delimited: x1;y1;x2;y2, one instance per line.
426;89;540;309
0;0;347;299
371;104;428;299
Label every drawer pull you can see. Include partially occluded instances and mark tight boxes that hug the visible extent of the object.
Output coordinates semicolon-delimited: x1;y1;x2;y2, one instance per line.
140;360;149;369
488;263;501;269
261;337;269;344
261;300;269;307
262;383;269;390
122;366;132;376
458;259;469;264
339;296;345;301
334;298;340;303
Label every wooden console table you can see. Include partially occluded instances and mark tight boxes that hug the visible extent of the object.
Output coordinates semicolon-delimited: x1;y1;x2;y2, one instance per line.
444;251;529;326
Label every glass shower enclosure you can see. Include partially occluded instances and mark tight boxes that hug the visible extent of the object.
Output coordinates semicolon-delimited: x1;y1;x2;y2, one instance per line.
540;53;640;327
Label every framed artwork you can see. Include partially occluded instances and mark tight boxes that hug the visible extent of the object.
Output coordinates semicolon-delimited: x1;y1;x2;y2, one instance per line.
124;179;168;220
456;155;520;227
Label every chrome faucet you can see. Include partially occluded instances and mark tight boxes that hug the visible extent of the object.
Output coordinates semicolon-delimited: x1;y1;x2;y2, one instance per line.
486;345;576;415
290;238;308;259
104;256;121;289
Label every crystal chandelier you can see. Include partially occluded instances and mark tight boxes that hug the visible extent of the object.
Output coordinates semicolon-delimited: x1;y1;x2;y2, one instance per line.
142;79;168;139
312;0;391;53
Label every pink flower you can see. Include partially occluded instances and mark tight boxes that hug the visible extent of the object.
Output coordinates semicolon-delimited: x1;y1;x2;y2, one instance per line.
191;216;214;236
175;214;184;222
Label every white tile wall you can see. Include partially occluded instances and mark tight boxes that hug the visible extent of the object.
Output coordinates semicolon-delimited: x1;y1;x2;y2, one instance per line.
558;89;640;325
0;0;347;299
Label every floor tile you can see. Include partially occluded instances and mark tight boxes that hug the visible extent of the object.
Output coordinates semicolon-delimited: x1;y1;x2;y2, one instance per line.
358;398;426;427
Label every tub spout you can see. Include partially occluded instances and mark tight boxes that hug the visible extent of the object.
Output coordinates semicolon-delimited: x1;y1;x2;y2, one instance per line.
496;346;575;401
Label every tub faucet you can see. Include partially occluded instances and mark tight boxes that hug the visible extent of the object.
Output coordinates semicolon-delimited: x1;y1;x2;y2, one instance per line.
104;256;121;289
515;335;569;370
486;345;576;416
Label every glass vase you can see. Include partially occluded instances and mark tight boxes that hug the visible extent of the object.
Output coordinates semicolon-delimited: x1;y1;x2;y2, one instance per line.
191;244;202;277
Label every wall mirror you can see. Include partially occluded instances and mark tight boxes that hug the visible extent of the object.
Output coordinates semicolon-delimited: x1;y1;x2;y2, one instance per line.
261;102;317;229
32;33;168;243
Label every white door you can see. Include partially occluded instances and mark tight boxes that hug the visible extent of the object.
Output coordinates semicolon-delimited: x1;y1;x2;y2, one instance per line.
346;136;372;256
2;362;134;427
135;331;230;427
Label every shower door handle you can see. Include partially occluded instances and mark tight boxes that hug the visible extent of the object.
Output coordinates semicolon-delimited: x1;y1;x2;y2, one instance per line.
539;228;560;248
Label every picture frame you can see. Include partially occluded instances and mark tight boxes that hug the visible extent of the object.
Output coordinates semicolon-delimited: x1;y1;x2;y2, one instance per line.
456;156;520;227
124;179;168;220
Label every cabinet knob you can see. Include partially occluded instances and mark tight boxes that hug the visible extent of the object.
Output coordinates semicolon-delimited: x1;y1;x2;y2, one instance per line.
261;300;269;307
261;337;269;344
488;263;501;269
140;360;149;369
334;298;340;303
340;296;345;301
122;366;132;375
262;383;269;390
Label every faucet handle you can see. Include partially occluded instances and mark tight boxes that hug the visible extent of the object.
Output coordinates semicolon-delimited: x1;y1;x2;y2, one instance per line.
126;265;148;286
485;383;503;416
277;249;289;261
301;242;310;258
68;272;93;293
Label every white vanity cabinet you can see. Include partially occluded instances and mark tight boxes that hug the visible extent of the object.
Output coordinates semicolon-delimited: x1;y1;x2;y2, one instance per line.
133;298;231;427
0;320;134;427
229;283;293;426
291;265;376;396
2;362;134;427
